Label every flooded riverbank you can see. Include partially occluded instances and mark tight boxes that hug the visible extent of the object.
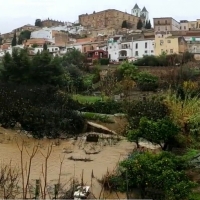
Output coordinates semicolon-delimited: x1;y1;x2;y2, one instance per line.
0;127;135;198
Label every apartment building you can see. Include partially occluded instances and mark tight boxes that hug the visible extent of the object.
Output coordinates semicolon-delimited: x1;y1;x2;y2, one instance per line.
79;9;139;29
153;17;180;33
31;30;69;47
108;34;154;61
180;20;189;31
154;34;187;56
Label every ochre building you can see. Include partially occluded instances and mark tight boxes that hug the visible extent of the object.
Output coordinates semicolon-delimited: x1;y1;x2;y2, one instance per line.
79;9;139;29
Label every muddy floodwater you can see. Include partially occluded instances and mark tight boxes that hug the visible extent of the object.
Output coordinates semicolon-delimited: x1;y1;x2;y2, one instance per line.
0;127;136;199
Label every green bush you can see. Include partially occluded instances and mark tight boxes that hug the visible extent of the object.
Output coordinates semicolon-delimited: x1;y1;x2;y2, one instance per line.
80;100;123;114
100;58;109;65
126;98;169;129
108;152;196;199
135;71;159;91
82;112;114;123
0;84;85;138
133;52;194;67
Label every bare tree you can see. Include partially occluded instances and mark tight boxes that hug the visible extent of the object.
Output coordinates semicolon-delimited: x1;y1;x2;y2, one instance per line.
40;143;53;199
0;161;20;199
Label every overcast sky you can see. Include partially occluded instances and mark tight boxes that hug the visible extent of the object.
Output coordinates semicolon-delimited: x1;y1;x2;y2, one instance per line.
0;0;199;34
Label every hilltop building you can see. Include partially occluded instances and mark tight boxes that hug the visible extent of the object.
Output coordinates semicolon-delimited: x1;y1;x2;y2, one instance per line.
41;18;65;27
79;9;139;30
131;4;149;25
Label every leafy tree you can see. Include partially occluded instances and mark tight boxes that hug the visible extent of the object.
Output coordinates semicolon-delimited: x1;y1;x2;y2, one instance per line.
31;51;68;86
111;152;196;199
43;43;48;51
117;61;138;80
0;84;85;138
18;30;31;44
135;71;159;91
35;19;42;27
17;37;23;45
148;20;152;29
121;20;128;28
11;32;17;46
137;19;143;30
127;117;179;150
99;69;118;98
62;48;86;69
0;36;3;45
0;49;31;83
145;21;148;29
126;98;169;129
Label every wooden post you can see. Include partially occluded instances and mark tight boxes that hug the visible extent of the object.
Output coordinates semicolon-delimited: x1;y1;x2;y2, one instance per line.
126;170;129;199
35;179;40;200
54;184;58;199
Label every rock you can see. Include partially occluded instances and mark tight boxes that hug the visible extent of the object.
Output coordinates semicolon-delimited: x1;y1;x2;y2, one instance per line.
27;134;33;138
14;122;21;129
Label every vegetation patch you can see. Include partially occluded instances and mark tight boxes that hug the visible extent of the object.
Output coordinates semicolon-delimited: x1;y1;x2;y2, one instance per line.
82;112;114;123
73;94;104;104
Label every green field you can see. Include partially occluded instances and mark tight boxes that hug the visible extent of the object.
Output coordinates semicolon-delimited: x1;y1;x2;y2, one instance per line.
72;94;104;104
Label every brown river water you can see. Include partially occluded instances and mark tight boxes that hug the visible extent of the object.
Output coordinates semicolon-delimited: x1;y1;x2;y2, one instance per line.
0;127;137;199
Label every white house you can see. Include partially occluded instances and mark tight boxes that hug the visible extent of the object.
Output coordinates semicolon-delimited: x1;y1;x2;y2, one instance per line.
132;39;155;58
31;30;53;40
0;45;24;58
108;37;155;61
60;43;82;55
32;46;60;56
107;35;123;61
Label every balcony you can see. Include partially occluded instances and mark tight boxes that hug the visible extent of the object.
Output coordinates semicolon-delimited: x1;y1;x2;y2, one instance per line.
188;49;200;53
119;44;131;50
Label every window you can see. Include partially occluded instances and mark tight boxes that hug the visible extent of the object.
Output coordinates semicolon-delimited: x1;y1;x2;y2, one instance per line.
145;42;147;48
160;40;164;45
135;51;138;56
167;40;171;43
158;20;160;24
151;50;154;53
84;47;86;52
158;27;160;31
135;43;138;49
165;27;167;31
144;50;147;54
170;49;173;53
165;20;167;24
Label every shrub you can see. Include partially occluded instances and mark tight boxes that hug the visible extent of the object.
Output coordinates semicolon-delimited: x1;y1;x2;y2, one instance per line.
100;58;109;65
135;71;159;91
126;98;169;129
80;100;123;114
0;84;85;138
82;112;114;123
108;152;196;199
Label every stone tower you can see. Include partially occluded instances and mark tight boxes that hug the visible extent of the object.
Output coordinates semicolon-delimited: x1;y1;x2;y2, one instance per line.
131;3;141;17
141;7;149;24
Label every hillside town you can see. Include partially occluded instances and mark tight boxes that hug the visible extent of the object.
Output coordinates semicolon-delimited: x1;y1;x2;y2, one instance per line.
1;4;200;63
1;2;200;200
